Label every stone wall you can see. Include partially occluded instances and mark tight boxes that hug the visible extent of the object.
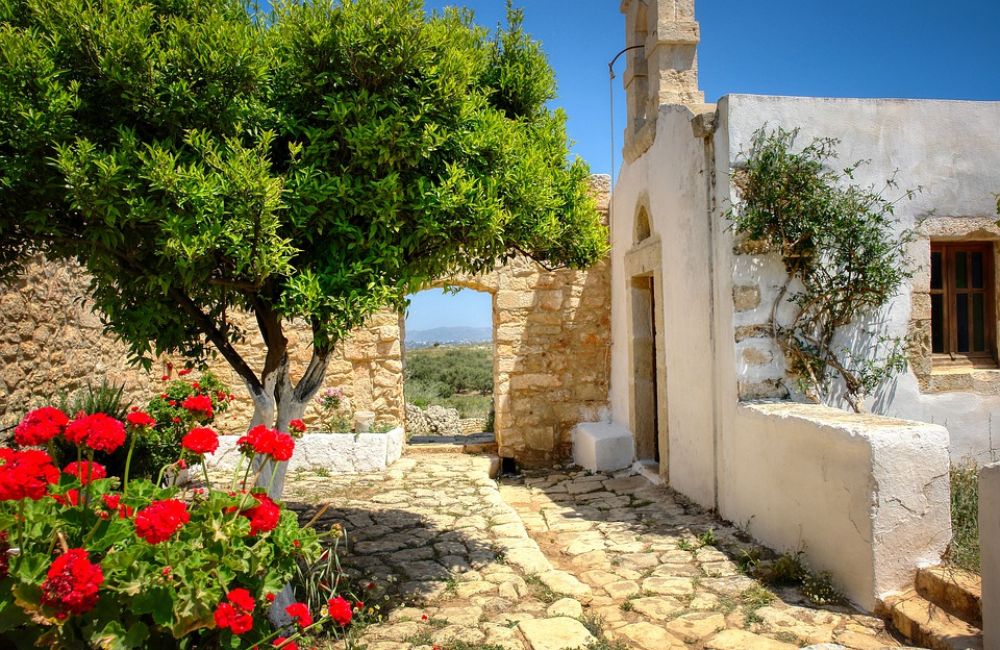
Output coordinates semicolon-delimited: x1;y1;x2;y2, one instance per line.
0;179;612;469
0;259;405;434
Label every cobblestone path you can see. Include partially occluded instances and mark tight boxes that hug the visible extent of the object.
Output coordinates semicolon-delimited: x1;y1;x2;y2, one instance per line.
282;450;911;650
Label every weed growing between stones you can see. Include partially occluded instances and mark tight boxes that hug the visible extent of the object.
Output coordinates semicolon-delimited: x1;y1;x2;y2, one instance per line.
947;462;980;573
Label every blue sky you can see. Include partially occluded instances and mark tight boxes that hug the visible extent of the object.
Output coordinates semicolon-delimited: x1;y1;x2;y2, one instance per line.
262;0;1000;331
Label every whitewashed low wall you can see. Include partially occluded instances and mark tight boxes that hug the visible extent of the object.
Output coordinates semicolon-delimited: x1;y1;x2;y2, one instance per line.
206;427;405;474
722;402;951;610
982;462;1000;649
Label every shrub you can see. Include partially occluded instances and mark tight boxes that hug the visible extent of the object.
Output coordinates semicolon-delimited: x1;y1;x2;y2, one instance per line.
1;397;362;648
726;127;915;411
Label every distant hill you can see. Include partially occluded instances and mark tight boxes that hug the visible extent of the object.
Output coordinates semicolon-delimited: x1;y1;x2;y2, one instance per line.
406;326;492;347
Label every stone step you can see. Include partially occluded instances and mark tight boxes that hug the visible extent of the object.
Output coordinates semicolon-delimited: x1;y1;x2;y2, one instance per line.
880;589;983;650
916;566;982;627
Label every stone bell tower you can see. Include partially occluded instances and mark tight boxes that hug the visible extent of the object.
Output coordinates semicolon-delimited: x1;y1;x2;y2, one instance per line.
619;0;704;162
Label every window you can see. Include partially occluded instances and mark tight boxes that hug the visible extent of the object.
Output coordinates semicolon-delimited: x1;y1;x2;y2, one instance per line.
930;242;996;365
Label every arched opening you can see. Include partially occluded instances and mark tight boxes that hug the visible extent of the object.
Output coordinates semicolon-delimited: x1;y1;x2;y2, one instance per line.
402;287;495;441
634;205;652;244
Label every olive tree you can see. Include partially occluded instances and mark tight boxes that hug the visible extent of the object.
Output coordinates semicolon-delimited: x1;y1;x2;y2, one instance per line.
0;0;607;491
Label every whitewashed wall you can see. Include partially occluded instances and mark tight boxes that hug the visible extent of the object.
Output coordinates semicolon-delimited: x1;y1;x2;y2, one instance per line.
720;95;1000;465
610;104;719;508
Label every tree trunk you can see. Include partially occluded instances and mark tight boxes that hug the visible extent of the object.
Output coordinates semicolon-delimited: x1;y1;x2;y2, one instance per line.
246;349;330;499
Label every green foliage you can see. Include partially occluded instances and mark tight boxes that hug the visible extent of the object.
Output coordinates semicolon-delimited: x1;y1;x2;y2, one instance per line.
404;344;493;417
57;381;128;421
405;345;492;398
726;127;915;411
0;0;606;423
947;462;980;573
131;371;231;480
742;548;846;606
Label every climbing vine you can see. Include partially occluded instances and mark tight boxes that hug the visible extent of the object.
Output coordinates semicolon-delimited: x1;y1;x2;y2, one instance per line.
726;128;916;411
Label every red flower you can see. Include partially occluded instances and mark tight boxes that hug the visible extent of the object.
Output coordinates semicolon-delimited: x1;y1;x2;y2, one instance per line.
240;493;281;536
327;596;353;626
126;410;156;428
265;593;276;603
101;494;133;519
64;413;126;453
14;407;69;446
52;488;80;507
285;602;313;628
161;566;172;577
63;461;106;485
134;499;189;544
228;588;255;611
354;601;364;610
171;416;181;424
237;426;295;461
181;427;219;455
40;549;103;618
272;637;298;649
0;448;59;501
178;368;192;376
214;588;255;635
288;419;306;434
181;394;213;419
161;375;169;381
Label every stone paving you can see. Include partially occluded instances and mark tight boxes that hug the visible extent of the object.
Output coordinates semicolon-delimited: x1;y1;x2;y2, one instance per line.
280;450;913;650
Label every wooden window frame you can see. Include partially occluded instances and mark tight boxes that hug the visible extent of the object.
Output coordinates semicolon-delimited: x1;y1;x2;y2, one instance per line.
930;241;997;368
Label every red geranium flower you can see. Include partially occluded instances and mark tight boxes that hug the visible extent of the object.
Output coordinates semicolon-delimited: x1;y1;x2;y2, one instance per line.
134;499;189;544
285;602;313;628
272;637;298;649
14;407;69;446
40;549;103;619
63;461;106;485
181;394;213;419
327;596;353;626
288;419;306;434
214;588;255;635
64;413;126;453
178;368;192;376
237;426;295;461
181;427;219;455
51;488;80;507
126;410;156;428
240;493;281;536
101;494;133;519
0;448;59;501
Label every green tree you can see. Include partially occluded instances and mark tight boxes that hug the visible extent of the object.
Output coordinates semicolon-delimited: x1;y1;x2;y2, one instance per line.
0;0;606;493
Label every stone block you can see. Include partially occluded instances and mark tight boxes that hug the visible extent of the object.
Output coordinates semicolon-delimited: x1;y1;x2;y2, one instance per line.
733;285;761;312
982;462;1000;649
573;421;634;472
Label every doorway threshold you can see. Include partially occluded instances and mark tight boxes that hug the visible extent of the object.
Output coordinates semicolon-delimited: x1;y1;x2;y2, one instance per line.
633;459;664;486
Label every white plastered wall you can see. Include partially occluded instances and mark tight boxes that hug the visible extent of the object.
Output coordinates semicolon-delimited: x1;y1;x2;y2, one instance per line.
719;95;1000;465
610;104;718;508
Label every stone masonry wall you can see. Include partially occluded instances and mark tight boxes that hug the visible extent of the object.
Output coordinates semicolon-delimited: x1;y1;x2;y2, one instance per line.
0;259;404;434
730;240;792;401
0;178;611;469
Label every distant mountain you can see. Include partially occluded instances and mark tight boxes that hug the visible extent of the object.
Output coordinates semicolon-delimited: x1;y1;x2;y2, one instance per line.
406;326;492;347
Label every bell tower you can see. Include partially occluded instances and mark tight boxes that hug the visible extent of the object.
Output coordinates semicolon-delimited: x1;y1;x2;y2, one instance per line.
620;0;704;161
